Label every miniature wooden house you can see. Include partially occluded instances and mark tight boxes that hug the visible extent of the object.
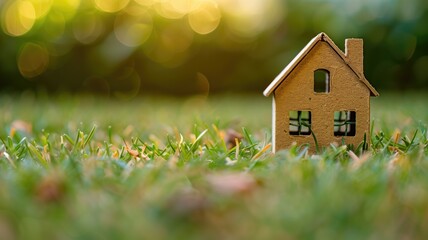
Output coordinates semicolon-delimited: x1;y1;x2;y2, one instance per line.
264;32;379;153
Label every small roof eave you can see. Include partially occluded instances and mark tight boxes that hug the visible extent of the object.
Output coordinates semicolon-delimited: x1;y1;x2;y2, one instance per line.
263;33;323;97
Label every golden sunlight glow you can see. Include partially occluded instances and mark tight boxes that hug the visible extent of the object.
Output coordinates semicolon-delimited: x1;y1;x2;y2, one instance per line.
154;1;186;19
73;13;104;44
218;0;283;38
2;0;36;36
114;7;153;47
29;0;53;19
133;0;156;7
160;22;193;53
94;0;130;13
52;0;80;20
188;0;221;35
1;0;285;76
170;0;200;14
142;25;192;67
18;42;50;78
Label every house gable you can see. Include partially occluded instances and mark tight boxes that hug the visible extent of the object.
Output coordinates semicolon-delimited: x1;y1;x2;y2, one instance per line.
273;40;370;101
263;32;379;97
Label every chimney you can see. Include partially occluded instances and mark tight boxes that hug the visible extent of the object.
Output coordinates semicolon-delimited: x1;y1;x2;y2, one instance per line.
345;38;363;73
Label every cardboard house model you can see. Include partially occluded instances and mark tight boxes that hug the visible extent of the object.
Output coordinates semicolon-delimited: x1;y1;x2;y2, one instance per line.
264;32;379;153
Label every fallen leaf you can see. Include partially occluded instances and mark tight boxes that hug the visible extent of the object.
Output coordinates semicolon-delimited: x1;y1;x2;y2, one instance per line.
224;129;242;149
206;173;257;196
124;142;139;158
35;173;67;203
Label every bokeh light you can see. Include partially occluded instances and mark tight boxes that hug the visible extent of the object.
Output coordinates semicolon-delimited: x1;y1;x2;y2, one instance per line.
159;22;193;53
18;42;50;78
170;0;200;14
1;0;36;36
0;0;427;95
195;72;210;96
188;0;221;35
154;0;187;19
94;0;129;13
73;12;104;44
114;7;153;47
52;0;80;20
219;0;283;38
134;0;156;7
29;0;52;19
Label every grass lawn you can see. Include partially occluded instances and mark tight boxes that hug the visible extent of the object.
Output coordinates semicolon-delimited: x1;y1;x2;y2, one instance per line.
0;92;427;239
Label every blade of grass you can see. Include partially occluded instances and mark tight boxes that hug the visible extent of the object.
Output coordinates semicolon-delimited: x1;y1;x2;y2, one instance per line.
191;129;208;152
83;125;97;149
251;143;272;161
27;141;48;167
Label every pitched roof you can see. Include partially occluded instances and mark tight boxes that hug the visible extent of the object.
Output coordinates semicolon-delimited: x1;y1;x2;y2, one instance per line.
263;32;379;97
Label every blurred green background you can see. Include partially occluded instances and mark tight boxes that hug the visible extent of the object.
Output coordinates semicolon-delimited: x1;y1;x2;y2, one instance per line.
0;0;427;97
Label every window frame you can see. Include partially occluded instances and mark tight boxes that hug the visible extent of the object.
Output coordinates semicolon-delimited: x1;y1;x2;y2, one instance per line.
334;111;356;136
289;110;312;136
314;69;331;93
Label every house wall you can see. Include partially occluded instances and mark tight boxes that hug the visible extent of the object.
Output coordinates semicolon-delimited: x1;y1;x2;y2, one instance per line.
273;41;371;152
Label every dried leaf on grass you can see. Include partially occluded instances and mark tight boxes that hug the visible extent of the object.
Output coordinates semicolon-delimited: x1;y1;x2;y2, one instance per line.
212;125;242;149
124;142;139;158
206;173;258;196
35;173;67;203
224;129;242;149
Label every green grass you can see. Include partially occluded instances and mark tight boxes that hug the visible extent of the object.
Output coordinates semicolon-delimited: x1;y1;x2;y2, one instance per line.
0;92;427;240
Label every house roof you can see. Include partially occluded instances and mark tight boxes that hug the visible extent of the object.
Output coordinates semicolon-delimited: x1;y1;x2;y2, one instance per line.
263;32;379;97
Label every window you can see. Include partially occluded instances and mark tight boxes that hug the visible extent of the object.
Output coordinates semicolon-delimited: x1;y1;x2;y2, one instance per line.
334;111;356;136
314;69;330;93
289;111;311;135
